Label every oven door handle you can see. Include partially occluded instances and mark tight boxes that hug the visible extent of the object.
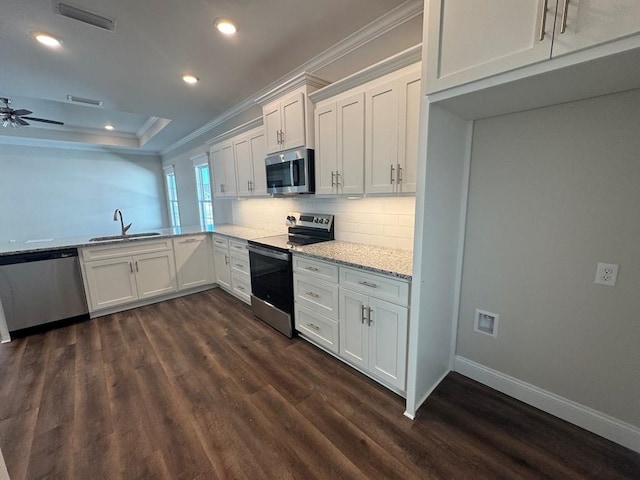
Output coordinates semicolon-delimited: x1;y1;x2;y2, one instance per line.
247;245;290;261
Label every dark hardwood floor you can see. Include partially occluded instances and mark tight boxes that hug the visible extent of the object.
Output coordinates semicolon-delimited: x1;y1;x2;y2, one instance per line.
0;288;638;479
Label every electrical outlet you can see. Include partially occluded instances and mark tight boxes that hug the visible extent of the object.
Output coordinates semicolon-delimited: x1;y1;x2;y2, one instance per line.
595;263;619;286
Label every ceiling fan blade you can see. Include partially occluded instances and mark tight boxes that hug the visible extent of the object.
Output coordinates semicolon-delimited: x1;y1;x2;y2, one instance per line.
12;109;33;116
16;117;29;126
21;116;64;126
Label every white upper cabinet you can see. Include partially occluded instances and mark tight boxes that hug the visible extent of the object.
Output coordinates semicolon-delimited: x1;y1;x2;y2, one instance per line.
256;73;329;155
425;0;554;94
365;66;420;194
263;91;307;153
425;0;640;94
551;0;640;57
234;127;267;197
210;141;237;198
315;92;365;195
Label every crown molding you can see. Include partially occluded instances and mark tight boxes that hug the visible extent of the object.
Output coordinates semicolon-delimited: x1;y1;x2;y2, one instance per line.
204;116;263;146
309;44;421;103
254;72;330;105
160;0;423;157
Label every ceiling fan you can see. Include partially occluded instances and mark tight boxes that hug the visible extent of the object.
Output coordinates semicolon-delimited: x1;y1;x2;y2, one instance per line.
1;97;64;128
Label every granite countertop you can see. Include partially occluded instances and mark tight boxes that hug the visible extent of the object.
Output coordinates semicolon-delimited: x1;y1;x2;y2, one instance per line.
293;241;413;280
0;226;412;280
0;224;280;257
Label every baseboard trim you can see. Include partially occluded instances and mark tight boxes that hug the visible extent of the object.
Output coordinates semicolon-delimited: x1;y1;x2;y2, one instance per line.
454;356;640;453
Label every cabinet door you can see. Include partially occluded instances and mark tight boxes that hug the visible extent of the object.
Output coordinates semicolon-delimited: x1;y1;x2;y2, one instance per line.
551;0;640;57
365;80;399;194
314;102;338;195
368;298;408;391
83;257;138;311
174;236;212;290
221;141;237;197
337;92;365;195
134;251;177;300
249;129;268;196
397;71;420;193
425;0;555;93
264;101;282;154
281;92;306;150
234;134;253;197
210;144;226;197
213;246;231;290
339;289;368;370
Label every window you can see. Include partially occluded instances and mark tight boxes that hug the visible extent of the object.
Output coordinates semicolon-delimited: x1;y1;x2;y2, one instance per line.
194;161;214;229
163;165;181;227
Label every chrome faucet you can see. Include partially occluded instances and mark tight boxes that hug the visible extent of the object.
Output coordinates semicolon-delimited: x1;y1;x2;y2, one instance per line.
113;209;132;236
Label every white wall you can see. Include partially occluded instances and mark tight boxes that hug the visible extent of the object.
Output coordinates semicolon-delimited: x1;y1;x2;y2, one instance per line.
231;196;415;249
457;90;640;428
0;144;167;241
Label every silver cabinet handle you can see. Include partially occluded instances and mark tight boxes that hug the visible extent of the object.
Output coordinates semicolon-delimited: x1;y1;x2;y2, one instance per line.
397;164;402;183
308;323;320;331
224;255;229;265
135;261;139;272
359;281;377;288
368;307;373;326
276;130;281;144
232;244;245;250
234;263;244;268
129;262;133;273
280;129;285;144
538;0;549;41
560;0;569;34
306;291;319;298
331;171;335;187
237;285;245;291
361;305;367;325
179;238;199;243
390;164;395;184
305;266;319;272
336;171;341;187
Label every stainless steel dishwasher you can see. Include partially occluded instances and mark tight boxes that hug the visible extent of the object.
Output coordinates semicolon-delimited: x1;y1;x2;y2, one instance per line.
0;248;89;336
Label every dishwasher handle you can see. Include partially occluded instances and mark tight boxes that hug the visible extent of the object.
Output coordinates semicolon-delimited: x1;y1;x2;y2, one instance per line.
0;248;79;266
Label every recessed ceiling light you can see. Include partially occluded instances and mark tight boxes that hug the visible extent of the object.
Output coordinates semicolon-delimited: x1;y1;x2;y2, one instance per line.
34;33;61;48
182;74;199;85
104;124;114;131
214;18;237;35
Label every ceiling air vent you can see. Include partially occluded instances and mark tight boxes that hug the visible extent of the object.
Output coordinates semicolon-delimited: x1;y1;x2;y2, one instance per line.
57;3;116;32
67;95;103;107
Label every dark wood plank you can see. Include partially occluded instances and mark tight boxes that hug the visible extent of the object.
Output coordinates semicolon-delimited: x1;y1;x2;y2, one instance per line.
0;288;638;480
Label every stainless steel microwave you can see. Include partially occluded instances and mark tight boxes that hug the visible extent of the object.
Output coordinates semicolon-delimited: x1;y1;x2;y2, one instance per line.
265;148;315;195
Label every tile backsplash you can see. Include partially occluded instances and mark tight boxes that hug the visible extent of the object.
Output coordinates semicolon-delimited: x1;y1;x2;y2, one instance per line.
228;196;415;250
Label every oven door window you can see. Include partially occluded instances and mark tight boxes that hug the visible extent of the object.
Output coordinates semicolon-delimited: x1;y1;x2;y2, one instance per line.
267;159;305;188
249;251;292;313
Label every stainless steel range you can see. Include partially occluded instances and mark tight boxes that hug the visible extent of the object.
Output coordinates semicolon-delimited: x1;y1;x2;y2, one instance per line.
247;213;334;337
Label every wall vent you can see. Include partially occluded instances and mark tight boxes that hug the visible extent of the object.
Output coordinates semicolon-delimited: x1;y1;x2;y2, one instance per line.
57;3;116;32
67;95;103;107
474;309;499;338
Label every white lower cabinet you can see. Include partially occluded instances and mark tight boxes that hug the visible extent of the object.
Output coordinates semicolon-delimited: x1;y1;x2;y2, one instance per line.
339;289;408;391
293;254;410;393
173;235;212;290
213;246;231;290
212;235;251;304
81;240;177;312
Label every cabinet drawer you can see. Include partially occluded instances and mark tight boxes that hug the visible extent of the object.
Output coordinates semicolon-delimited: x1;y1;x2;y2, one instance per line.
81;239;172;262
294;274;339;320
292;255;339;284
230;253;250;274
340;267;409;306
173;234;207;246
231;270;251;304
212;235;229;249
229;239;248;255
295;305;339;354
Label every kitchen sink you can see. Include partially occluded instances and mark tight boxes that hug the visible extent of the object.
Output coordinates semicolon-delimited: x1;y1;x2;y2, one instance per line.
89;232;162;242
